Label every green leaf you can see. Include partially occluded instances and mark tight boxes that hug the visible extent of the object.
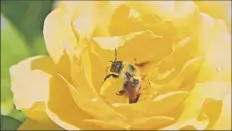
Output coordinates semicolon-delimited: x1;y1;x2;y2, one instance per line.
1;115;23;130
1;14;30;120
1;1;54;44
9;109;26;122
31;36;48;55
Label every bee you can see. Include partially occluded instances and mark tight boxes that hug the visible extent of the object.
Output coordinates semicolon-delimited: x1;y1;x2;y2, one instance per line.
103;48;142;104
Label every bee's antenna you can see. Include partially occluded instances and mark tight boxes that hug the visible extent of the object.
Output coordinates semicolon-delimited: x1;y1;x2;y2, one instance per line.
114;48;117;62
109;48;118;63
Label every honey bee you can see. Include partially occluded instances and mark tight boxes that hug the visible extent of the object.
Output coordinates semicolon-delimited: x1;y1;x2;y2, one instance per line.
103;48;142;104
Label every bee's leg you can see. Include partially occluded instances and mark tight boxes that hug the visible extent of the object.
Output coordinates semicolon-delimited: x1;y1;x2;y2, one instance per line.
103;74;119;82
116;89;126;96
123;81;129;90
105;66;109;73
116;81;128;96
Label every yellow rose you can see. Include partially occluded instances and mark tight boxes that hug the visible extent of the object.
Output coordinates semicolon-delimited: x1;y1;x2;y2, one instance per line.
11;1;231;130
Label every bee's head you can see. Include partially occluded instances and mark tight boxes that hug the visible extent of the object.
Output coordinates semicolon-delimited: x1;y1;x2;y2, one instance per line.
110;61;123;73
109;48;122;73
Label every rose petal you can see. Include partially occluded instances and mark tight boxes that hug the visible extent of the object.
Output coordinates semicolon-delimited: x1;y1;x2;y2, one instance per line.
168;57;202;89
108;4;144;36
78;45;99;95
150;37;193;74
131;116;175;130
70;1;124;37
43;8;79;64
10;56;88;130
212;88;231;130
108;4;175;38
195;14;231;82
161;82;230;130
112;91;189;120
111;102;145;121
93;31;172;65
10;56;55;121
17;119;64;130
194;1;231;29
68;45;98;98
55;1;79;21
63;41;99;99
125;1;200;39
43;8;81;82
22;102;48;123
146;91;189;116
118;31;171;64
91;36;123;67
83;119;126;130
149;57;203;95
89;47;107;92
124;1;196;19
164;118;209;131
142;36;199;78
70;66;96;99
202;99;222;129
59;74;129;128
46;74;93;130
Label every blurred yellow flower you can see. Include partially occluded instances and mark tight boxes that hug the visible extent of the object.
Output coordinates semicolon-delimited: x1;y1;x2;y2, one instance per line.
10;1;231;130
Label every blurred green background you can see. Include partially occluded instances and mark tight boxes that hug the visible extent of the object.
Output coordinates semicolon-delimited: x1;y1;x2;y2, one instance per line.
1;1;55;130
